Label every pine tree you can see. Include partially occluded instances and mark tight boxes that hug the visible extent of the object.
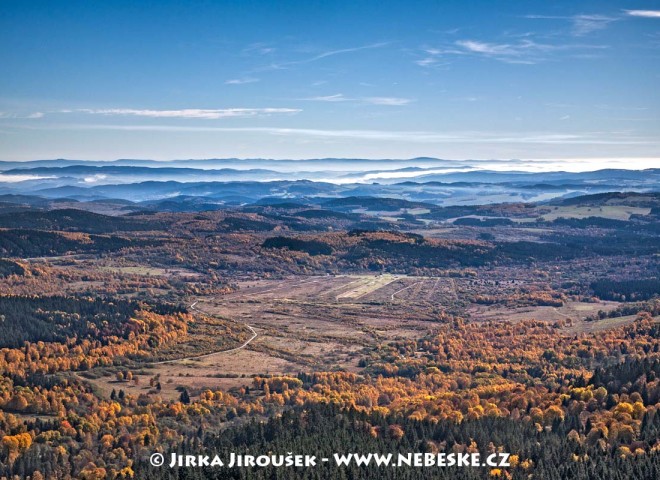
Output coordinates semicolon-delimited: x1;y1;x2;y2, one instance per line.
180;388;191;404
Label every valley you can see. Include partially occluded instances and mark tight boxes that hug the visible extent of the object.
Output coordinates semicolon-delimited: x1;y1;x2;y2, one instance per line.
0;189;658;479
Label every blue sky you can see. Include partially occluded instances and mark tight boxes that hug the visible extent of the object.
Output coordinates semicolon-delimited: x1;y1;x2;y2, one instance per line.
0;0;659;168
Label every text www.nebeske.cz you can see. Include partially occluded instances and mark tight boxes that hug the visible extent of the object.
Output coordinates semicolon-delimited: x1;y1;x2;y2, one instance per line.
155;452;511;468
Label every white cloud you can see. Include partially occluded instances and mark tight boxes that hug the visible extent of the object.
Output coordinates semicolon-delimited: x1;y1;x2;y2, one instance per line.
74;108;301;119
571;14;617;36
453;38;605;64
305;94;349;102
454;39;542;63
54;124;654;146
306;42;390;62
457;40;518;56
361;168;476;181
225;78;260;85
416;57;437;67
625;10;660;18
0;174;56;182
264;42;389;70
302;94;412;106
0;111;45;119
414;46;466;67
83;174;108;183
524;14;618;36
364;97;412;106
242;43;276;55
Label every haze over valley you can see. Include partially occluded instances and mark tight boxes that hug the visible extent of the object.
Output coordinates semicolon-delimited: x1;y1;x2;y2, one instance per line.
2;158;658;212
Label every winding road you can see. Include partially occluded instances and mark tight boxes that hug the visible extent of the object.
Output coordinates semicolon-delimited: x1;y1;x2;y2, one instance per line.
151;297;258;365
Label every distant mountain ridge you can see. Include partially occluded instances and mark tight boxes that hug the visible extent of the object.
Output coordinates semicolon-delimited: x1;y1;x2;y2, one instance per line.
3;165;278;175
0;158;657;208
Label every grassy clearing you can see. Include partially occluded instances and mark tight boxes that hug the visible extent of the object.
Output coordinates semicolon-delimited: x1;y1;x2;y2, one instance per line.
335;274;400;300
539;205;650;221
566;315;660;335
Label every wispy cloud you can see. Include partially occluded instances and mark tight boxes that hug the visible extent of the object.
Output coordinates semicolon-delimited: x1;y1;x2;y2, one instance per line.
524;14;618;36
225;78;260;85
364;97;412;106
302;94;412;106
72;108;301;119
261;42;389;71
305;94;349;102
242;43;276;55
457;40;520;56
305;42;390;62
415;46;464;67
0;111;44;119
625;10;660;18
37;124;653;146
454;39;547;64
416;57;438;67
571;15;617;36
450;38;606;64
418;16;613;67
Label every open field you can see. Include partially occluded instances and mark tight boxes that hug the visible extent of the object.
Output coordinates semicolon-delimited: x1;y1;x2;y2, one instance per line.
73;255;660;401
334;274;400;300
468;300;621;324
100;265;202;277
83;270;656;401
82;274;457;399
539;205;651;221
225;274;462;305
564;314;660;334
468;300;660;335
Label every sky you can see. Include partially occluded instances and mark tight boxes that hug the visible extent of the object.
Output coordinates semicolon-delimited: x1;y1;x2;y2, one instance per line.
0;0;659;169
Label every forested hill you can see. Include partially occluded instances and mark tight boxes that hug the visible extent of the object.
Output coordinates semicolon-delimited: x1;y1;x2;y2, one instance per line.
0;209;163;233
132;403;660;480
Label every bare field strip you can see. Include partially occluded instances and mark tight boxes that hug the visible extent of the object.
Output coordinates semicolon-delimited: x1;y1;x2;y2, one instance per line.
334;274;401;300
228;275;464;306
